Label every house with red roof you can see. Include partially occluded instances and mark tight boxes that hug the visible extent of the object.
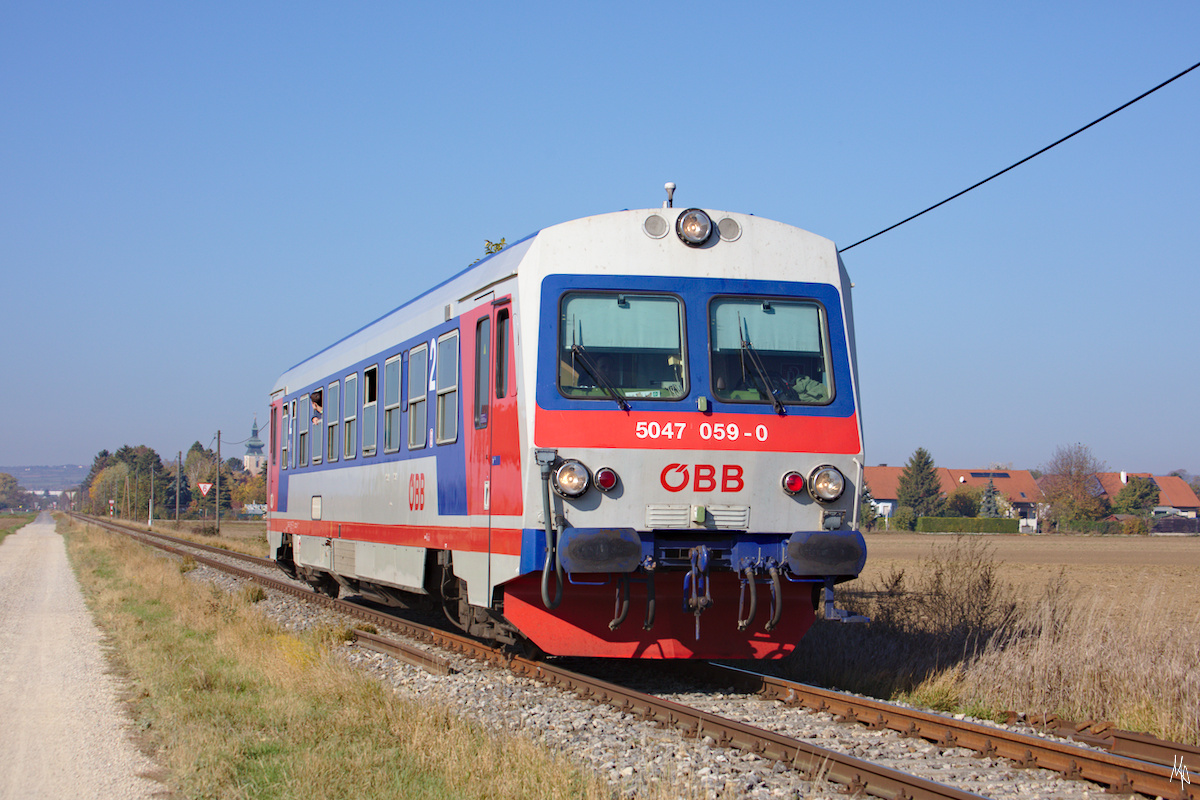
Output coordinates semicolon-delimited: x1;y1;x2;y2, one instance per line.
863;466;1044;532
1094;472;1200;518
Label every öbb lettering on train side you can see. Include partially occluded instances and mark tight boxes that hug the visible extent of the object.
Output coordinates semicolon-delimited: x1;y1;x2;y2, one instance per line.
408;473;426;511
659;464;745;493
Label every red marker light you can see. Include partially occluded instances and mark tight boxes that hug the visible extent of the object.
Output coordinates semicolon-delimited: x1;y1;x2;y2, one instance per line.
595;467;618;492
782;471;805;495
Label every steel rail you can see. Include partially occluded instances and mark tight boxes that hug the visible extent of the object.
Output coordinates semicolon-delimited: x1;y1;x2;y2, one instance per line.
70;513;458;676
1019;713;1200;772
507;657;988;800
693;662;1197;799
67;513;275;567
74;513;992;800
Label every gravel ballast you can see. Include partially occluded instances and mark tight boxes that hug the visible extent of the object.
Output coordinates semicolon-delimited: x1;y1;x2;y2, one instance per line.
190;545;1110;800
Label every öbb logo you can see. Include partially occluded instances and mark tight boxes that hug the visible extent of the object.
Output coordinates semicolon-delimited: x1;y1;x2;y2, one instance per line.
659;464;744;493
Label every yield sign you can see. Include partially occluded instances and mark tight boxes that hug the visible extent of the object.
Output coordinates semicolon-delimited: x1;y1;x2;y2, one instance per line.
198;482;213;496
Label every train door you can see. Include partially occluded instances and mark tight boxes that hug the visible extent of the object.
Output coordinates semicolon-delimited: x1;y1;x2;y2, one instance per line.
463;297;522;592
267;396;283;513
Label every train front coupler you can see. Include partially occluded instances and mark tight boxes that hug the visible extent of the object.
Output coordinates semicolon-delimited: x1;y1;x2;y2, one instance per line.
682;545;713;640
735;556;784;632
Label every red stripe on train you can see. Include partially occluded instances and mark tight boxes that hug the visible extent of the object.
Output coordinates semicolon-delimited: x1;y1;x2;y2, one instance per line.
267;518;523;555
534;407;861;453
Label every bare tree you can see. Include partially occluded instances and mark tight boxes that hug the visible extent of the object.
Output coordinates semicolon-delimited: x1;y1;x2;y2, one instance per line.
1039;443;1108;525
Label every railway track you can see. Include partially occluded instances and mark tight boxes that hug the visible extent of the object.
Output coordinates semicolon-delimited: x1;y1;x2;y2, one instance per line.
70;513;1197;799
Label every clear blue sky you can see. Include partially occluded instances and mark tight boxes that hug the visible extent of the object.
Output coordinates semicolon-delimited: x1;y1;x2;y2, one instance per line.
3;1;1197;476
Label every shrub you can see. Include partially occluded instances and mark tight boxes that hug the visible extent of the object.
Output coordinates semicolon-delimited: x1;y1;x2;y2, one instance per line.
915;517;1020;534
1121;516;1149;536
889;506;916;531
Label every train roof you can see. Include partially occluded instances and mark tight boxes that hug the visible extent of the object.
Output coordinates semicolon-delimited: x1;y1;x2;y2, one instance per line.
272;208;845;397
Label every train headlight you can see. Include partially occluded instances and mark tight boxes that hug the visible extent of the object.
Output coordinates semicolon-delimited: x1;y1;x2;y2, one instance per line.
781;471;805;495
676;208;713;247
808;465;845;503
552;460;591;498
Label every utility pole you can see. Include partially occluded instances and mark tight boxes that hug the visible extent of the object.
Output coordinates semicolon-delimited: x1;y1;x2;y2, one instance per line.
176;451;181;523
148;461;154;528
216;430;221;535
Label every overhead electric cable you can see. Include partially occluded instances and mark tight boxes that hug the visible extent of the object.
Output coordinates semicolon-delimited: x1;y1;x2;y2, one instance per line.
839;59;1200;253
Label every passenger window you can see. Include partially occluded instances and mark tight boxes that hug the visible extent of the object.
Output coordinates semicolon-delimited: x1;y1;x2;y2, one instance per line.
474;318;490;429
408;345;428;449
709;298;833;405
310;388;323;464
343;373;358;459
384;355;402;452
326;381;339;462
280;402;289;470
495;309;510;399
362;366;378;456
559;293;685;400
436;331;458;444
297;395;310;466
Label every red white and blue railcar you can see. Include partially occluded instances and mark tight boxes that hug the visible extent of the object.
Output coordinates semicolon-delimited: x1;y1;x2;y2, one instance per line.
267;197;867;659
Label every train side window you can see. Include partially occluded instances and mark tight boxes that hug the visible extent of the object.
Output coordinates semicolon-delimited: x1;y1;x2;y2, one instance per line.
495;309;510;399
474;317;490;428
280;402;289;470
362;366;378;457
436;331;459;444
289;399;296;468
310;388;323;465
326;381;339;462
408;344;428;449
343;373;358;460
297;395;310;466
384;355;402;453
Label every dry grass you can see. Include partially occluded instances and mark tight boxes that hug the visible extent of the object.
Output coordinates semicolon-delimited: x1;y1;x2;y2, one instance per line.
0;512;36;541
150;518;269;559
960;581;1200;743
60;516;635;800
786;536;1200;744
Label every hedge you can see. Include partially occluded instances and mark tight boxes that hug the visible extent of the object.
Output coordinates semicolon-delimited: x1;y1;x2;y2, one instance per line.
915;516;1020;533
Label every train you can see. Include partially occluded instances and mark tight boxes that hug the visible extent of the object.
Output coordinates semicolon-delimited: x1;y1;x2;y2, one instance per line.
266;186;867;659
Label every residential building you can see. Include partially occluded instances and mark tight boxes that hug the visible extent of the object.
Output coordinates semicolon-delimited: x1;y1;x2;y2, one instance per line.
863;466;1044;532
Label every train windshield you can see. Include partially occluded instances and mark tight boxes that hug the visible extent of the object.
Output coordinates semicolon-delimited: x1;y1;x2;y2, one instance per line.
709;297;833;406
559;292;686;401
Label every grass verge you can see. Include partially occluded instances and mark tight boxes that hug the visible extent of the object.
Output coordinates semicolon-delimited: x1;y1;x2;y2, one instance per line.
0;512;36;542
61;516;622;800
785;536;1200;744
150;518;269;559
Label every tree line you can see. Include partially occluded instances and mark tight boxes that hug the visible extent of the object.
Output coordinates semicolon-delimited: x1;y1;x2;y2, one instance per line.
864;443;1197;533
75;442;266;521
0;473;35;512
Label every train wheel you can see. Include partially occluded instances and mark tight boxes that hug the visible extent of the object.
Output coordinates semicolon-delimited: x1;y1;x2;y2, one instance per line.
308;572;340;598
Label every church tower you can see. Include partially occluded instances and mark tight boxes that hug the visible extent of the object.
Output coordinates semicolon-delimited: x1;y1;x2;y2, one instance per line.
243;418;266;475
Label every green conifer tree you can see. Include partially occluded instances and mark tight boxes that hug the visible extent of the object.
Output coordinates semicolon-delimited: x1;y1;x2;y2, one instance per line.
897;447;945;519
980;478;1000;518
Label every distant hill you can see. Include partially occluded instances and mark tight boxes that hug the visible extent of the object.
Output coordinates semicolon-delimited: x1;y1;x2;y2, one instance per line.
0;465;89;491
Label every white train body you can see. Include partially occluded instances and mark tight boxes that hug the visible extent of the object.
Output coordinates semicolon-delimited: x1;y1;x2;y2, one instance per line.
267;205;866;658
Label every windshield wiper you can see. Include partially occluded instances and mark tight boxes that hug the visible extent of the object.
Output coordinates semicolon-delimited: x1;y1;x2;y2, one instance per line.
739;330;787;416
571;345;630;411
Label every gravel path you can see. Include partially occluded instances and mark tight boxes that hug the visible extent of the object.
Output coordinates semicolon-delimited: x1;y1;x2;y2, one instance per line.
0;513;164;799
